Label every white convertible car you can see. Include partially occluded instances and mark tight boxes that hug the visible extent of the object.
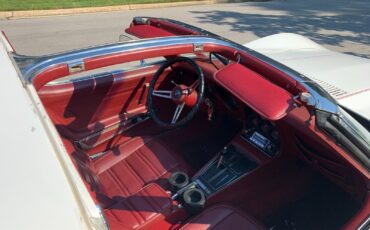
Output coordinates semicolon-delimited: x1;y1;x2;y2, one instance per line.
0;17;369;230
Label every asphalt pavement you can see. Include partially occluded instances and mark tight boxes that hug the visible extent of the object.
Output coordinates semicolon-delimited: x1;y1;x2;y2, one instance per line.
0;0;369;58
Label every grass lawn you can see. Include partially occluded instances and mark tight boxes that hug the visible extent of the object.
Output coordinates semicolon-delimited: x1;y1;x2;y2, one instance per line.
0;0;195;11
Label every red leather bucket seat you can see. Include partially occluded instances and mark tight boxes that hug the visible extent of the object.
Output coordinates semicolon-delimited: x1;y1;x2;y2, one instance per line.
89;137;190;200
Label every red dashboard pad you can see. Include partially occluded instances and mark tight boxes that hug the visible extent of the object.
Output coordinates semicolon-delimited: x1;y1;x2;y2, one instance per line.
214;63;294;120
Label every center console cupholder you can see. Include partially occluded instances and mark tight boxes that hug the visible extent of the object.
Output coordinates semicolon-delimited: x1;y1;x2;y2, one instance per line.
169;171;189;192
183;188;206;214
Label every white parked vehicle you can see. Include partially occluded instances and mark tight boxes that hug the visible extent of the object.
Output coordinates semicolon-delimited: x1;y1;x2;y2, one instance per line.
0;17;369;230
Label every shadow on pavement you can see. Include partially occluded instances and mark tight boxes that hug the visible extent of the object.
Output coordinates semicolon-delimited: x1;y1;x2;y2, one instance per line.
191;0;370;58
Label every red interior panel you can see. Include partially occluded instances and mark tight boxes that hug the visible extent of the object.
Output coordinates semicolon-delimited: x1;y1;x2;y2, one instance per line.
282;107;369;197
33;45;193;91
33;64;69;91
126;25;175;38
126;18;198;39
214;63;294;120
39;66;165;141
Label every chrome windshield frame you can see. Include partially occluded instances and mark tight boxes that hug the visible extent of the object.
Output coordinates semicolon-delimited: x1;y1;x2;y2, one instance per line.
12;35;338;116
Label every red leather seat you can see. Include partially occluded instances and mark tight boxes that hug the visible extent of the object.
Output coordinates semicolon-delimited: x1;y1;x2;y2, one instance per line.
89;137;190;200
80;137;264;230
105;183;173;230
180;204;265;230
80;137;190;229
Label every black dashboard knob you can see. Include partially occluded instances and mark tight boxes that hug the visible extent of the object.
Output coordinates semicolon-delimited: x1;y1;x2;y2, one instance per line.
271;131;280;141
266;144;276;154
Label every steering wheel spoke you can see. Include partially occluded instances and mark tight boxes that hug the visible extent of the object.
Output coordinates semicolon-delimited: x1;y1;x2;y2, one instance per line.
190;79;200;90
152;90;172;99
171;103;185;125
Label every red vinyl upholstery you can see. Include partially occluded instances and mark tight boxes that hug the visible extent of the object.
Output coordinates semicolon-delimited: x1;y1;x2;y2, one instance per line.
126;19;198;39
89;137;190;199
180;204;265;230
214;63;294;120
126;25;175;38
105;183;173;230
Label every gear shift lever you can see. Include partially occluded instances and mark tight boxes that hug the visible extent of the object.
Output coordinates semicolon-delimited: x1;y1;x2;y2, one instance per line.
216;146;228;168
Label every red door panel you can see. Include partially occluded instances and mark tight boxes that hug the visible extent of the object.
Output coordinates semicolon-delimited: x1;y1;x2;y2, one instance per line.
39;65;164;143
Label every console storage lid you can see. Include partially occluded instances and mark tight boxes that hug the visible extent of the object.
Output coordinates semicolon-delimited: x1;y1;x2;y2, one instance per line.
214;63;294;120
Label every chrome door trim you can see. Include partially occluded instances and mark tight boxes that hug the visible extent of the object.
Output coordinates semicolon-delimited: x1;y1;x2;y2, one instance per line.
12;32;338;115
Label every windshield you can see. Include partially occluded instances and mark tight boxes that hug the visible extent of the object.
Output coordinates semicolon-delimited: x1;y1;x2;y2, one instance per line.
339;107;370;151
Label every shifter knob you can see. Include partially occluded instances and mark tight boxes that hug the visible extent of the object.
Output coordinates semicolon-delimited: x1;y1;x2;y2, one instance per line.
217;146;228;168
221;146;228;155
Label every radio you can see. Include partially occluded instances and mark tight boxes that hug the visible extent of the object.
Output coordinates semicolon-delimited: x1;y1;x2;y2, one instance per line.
241;112;281;157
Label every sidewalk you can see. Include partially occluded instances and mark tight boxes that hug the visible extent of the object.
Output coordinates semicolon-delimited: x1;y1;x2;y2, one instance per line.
0;0;215;19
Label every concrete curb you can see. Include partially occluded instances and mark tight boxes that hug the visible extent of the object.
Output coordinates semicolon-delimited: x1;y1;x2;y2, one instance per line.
0;0;216;20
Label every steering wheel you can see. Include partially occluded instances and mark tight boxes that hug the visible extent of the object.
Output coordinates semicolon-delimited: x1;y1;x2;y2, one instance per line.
147;57;205;128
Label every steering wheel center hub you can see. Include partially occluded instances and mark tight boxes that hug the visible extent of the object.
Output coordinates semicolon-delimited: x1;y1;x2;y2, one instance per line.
172;85;198;107
172;85;185;100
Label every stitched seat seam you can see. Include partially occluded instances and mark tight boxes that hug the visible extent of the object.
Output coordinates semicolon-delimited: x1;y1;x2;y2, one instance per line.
107;169;130;196
136;148;161;176
141;186;166;213
121;159;145;187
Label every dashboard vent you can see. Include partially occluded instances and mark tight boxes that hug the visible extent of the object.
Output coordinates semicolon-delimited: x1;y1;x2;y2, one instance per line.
310;77;349;99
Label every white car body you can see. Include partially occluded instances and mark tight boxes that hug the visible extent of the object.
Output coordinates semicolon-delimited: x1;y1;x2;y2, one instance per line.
0;33;106;230
244;33;370;121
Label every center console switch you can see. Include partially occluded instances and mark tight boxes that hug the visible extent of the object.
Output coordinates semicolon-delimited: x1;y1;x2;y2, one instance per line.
196;145;257;195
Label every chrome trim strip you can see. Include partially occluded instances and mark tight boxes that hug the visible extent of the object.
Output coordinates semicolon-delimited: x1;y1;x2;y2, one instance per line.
47;60;166;85
68;60;85;73
12;17;339;115
195;179;210;194
358;216;370;230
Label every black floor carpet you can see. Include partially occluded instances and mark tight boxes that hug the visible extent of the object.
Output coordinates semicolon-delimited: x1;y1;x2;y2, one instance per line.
266;176;361;230
159;109;242;171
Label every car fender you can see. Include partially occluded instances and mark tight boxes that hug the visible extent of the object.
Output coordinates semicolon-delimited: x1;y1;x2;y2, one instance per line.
245;33;370;122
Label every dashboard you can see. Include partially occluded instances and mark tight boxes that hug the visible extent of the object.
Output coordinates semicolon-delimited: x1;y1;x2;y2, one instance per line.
241;108;282;157
209;82;282;158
